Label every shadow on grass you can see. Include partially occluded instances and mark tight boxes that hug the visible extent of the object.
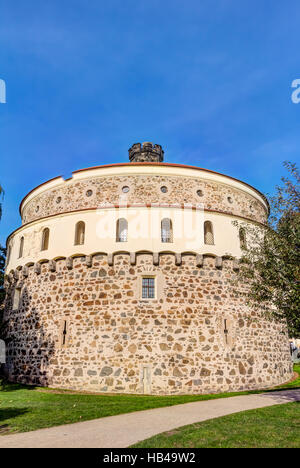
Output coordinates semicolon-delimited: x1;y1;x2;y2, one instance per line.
260;389;300;402
264;385;300;394
0;378;37;392
0;407;29;423
0;408;29;435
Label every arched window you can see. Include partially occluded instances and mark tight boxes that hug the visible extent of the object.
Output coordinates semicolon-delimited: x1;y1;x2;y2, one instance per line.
74;221;85;245
116;218;128;242
18;236;24;258
6;245;11;265
41;228;50;251
13;287;22;310
239;228;247;250
204;221;214;245
161;218;173;243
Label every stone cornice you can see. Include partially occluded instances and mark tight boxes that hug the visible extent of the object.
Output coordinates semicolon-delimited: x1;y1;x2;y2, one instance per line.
19;162;270;216
6;252;241;280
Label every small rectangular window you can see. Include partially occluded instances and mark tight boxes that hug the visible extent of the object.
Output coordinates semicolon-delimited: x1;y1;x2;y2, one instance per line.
13;288;21;310
142;277;155;299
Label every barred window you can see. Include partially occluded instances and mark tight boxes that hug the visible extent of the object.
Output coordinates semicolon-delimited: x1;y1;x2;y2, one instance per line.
142;277;155;299
116;218;128;242
161;218;173;243
204;221;214;245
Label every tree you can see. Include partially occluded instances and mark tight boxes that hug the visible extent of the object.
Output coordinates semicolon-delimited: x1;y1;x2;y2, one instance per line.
0;245;5;304
235;162;300;338
0;186;6;375
0;184;3;220
0;185;6;313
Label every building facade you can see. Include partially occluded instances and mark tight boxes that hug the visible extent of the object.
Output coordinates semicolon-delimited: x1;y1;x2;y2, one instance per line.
3;143;293;394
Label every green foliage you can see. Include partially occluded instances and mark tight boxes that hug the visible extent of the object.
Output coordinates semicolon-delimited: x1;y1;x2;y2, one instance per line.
235;162;300;338
0;245;6;342
0;246;6;307
0;184;6;331
0;184;3;221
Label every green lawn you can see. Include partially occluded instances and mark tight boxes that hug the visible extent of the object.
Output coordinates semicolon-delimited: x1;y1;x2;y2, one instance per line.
132;402;300;448
0;364;299;435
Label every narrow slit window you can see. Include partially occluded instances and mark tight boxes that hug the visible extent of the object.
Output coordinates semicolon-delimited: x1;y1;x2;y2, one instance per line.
6;245;11;265
116;218;128;242
41;228;50;251
74;221;85;245
161;218;173;243
224;319;229;345
13;288;21;310
204;221;214;245
62;320;68;346
239;228;247;250
142;277;155;299
18;237;24;258
60;319;70;348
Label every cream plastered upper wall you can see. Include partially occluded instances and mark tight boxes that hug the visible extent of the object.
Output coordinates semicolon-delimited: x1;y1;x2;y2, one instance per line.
6;206;251;271
20;164;269;215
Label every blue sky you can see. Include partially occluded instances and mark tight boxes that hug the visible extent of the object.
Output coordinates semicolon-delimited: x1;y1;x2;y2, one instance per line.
1;0;300;245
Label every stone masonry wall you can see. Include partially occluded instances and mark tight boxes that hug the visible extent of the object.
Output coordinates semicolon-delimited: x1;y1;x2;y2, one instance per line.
22;175;267;225
3;253;292;394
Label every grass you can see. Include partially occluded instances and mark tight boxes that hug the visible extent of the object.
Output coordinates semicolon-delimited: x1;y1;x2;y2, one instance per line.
0;364;299;435
131;402;300;448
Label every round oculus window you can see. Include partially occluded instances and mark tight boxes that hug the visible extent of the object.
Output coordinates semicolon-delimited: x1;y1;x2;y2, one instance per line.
160;186;168;193
86;190;93;197
122;186;130;193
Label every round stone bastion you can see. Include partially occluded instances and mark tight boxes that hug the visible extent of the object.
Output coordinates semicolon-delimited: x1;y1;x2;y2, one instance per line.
3;142;293;394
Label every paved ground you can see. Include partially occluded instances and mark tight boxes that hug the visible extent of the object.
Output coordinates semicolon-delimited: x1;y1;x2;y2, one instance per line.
0;389;299;448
